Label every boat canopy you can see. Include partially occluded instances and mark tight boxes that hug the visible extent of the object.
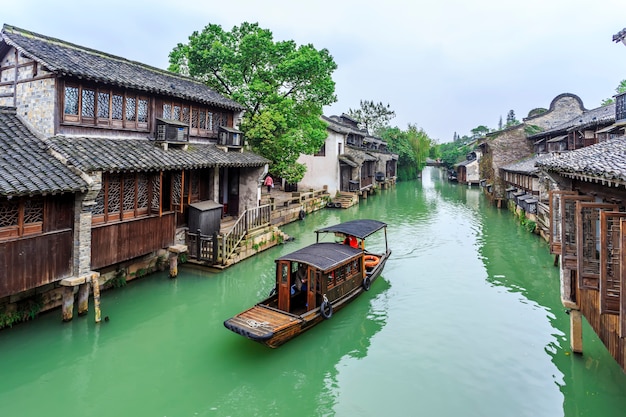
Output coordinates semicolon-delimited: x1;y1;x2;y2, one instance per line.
276;242;361;272
315;219;387;240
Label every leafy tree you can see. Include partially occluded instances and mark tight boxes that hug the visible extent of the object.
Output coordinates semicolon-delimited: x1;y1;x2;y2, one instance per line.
380;125;433;181
346;100;396;135
505;110;519;126
601;79;626;105
470;125;489;138
498;116;503;130
168;22;337;183
437;141;470;168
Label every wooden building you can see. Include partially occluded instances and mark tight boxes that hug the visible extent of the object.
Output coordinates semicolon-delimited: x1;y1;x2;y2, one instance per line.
0;24;269;322
537;135;626;372
297;114;397;198
0;106;87;308
479;94;586;205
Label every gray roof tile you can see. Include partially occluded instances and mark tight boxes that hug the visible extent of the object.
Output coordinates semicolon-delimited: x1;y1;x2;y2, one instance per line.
0;107;87;196
47;136;269;173
536;136;626;181
1;24;244;111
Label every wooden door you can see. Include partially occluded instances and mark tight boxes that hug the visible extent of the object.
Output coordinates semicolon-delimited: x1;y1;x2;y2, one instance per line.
576;202;618;290
277;261;290;312
306;268;318;311
560;194;593;269
549;190;577;254
600;211;626;314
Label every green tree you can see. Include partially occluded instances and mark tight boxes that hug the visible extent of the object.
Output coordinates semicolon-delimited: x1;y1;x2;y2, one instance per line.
346;100;396;135
601;79;626;105
505;110;519;126
168;22;337;183
380;125;432;181
470;125;489;138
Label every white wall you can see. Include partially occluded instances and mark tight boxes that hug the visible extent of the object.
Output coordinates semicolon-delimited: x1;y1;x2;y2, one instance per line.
298;130;344;195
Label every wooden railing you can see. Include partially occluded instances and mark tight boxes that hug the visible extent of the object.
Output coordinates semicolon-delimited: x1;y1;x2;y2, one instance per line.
220;204;271;264
188;204;271;265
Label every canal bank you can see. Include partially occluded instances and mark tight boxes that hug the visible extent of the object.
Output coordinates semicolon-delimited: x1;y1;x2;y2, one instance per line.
1;167;626;417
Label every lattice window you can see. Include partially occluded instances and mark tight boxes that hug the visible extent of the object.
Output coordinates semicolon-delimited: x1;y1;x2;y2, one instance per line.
173;106;181;121
172;172;182;207
98;92;110;118
64;86;79;115
93;172;159;224
163;104;172;119
137;173;148;209
125;97;136;121
138;99;148;123
93;188;105;216
123;174;136;212
151;174;161;211
182;107;190;124
112;95;123;120
192;109;199;128
577;204;615;290
0;199;19;227
107;174;121;215
601;212;626;314
0;197;44;239
81;89;95;117
23;197;43;223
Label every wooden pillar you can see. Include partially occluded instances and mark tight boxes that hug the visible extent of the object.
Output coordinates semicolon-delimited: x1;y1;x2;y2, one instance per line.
570;309;583;354
92;276;101;323
62;286;74;322
168;245;188;279
77;283;89;316
169;254;179;278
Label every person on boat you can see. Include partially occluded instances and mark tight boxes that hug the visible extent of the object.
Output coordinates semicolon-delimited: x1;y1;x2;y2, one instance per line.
343;234;359;248
291;266;307;294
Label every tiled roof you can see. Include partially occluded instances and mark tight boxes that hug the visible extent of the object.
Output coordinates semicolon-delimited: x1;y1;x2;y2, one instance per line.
0;107;87;197
0;24;244;111
501;154;552;175
528;103;615;139
47;136;269;173
536;136;626;182
322;115;368;136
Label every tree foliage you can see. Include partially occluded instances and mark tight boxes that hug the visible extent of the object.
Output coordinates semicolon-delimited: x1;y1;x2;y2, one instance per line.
601;79;626;106
505;110;519;127
470;125;489;138
168;22;337;183
380;125;432;181
346;100;396;135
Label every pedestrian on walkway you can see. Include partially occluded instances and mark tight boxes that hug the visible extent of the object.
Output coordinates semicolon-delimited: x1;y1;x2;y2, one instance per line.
264;174;274;193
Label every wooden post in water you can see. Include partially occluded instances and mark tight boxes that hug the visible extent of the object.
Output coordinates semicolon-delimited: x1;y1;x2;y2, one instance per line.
61;286;74;322
168;245;188;279
92;274;101;323
169;253;178;278
570;309;583;354
77;282;89;316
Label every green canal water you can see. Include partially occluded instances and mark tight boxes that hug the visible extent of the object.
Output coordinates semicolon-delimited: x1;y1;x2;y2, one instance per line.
2;166;626;417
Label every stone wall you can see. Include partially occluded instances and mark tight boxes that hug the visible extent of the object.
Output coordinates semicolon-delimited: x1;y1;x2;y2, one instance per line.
0;46;56;137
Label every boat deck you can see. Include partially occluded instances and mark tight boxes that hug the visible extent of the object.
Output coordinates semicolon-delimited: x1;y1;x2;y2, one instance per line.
224;304;302;341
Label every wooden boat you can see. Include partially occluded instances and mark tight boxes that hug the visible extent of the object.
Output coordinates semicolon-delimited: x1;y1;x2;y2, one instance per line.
224;219;391;348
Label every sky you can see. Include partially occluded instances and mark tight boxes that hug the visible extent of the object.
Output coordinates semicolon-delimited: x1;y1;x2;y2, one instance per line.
3;0;626;142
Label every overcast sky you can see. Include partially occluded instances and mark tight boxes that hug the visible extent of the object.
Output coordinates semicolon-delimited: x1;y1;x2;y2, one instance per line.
4;0;626;141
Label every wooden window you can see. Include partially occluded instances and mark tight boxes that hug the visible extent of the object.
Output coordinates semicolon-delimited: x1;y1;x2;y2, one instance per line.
576;203;618;290
161;101;228;138
62;82;149;131
548;191;577;255
92;172;159;224
0;197;43;240
600;212;626;314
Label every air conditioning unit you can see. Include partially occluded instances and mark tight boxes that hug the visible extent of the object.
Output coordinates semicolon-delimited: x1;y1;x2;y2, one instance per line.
155;118;189;143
